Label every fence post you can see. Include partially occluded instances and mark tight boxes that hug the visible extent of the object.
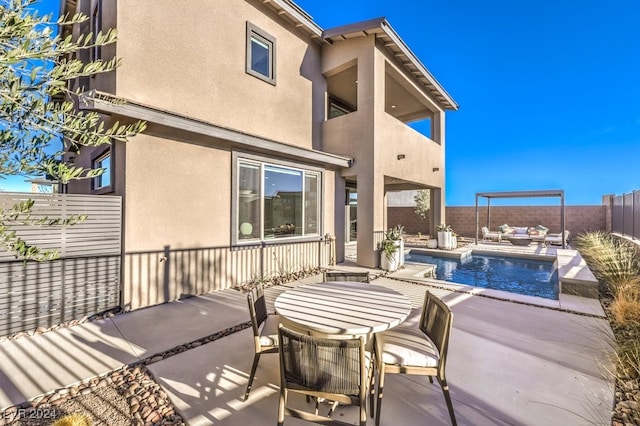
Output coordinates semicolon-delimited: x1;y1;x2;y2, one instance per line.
260;242;265;278
162;245;171;302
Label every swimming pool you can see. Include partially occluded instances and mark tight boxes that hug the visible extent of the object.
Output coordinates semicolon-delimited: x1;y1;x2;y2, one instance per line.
405;251;559;300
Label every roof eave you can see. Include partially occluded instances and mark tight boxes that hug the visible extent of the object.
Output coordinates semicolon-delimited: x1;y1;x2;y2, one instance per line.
323;18;459;111
78;91;353;169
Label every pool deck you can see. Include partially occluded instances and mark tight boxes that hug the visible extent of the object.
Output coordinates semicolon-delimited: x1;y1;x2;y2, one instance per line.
403;243;604;317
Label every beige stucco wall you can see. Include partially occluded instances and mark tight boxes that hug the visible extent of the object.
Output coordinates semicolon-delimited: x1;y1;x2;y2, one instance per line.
114;0;324;149
121;132;339;308
321;35;446;266
124;134;229;250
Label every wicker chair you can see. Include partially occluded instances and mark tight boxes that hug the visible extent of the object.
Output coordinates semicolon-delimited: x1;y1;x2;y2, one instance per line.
244;284;279;400
373;291;457;425
277;325;369;426
323;270;370;283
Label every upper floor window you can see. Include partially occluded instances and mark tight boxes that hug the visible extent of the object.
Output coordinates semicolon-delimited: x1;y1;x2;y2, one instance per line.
89;1;102;64
246;22;276;85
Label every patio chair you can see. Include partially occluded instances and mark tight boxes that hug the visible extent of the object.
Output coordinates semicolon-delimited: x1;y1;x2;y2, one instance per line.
244;284;279;400
544;230;570;247
323;270;371;283
481;226;502;242
372;291;457;425
277;325;369;425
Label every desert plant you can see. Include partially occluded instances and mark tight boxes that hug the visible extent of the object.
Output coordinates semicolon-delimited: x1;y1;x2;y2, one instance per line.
610;285;640;326
385;225;404;241
575;232;640;296
52;413;91;426
437;223;452;232
380;238;398;260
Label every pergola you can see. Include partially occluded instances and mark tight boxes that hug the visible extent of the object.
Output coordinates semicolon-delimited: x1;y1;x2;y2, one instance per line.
475;190;566;249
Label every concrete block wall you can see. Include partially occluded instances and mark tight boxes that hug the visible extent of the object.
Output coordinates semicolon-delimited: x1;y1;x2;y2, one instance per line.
444;205;607;239
387;207;431;235
388;205;607;239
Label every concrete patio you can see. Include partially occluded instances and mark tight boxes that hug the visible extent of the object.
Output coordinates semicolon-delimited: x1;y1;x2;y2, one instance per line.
0;271;615;425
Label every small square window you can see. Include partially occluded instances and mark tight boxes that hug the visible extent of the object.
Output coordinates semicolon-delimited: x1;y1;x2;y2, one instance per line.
91;149;112;193
246;22;276;85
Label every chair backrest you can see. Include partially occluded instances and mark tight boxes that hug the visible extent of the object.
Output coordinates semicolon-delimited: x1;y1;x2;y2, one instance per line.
323;270;370;283
481;226;489;236
247;284;268;339
278;325;366;396
419;291;453;373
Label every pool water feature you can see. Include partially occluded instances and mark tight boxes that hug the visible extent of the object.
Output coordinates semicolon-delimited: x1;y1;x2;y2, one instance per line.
406;251;559;300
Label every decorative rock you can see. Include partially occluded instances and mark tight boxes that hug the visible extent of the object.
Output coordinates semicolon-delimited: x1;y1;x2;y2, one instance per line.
145;410;162;423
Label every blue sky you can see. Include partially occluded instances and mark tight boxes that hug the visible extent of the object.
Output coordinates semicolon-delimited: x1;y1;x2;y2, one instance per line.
294;0;640;205
7;1;638;206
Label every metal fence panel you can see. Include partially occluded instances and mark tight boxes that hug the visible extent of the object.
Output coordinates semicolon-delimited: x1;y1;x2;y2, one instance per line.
623;193;634;237
634;191;640;240
0;193;122;337
123;238;333;310
612;195;624;235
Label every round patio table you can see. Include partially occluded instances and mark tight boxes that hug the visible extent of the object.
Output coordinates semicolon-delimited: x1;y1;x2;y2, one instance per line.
274;281;412;337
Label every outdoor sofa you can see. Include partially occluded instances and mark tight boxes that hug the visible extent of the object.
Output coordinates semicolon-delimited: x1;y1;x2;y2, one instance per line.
497;224;549;244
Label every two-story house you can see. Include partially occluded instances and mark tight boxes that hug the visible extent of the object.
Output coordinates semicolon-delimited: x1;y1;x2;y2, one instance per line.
61;0;457;309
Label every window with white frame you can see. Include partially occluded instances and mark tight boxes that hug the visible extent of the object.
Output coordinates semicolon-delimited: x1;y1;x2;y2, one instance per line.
246;22;276;85
92;150;111;191
236;159;321;243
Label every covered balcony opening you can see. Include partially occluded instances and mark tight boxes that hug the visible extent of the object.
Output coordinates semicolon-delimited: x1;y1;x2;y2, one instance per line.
385;62;435;140
326;61;358;120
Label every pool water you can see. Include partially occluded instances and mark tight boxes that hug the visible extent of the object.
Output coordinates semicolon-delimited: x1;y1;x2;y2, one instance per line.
406;251;559;300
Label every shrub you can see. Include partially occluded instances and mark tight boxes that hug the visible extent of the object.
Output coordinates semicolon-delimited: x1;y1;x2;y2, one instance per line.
52;413;91;426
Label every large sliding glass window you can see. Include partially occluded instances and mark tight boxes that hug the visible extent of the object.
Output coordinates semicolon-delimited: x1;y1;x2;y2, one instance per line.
236;159;321;243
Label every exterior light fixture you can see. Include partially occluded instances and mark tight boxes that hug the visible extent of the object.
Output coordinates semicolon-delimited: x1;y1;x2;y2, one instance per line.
391;105;397;109
397;154;406;160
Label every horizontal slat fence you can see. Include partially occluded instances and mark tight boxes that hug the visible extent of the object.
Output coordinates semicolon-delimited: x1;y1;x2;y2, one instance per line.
0;193;122;337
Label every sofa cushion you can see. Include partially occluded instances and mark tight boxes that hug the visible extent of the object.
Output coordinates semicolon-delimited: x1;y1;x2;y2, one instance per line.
513;226;528;235
535;224;549;233
498;224;512;234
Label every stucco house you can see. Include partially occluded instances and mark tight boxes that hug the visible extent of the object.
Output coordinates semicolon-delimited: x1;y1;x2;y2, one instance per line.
61;0;458;309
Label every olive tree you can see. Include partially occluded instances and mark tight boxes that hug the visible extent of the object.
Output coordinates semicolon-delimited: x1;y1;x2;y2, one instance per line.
414;189;430;219
0;0;145;260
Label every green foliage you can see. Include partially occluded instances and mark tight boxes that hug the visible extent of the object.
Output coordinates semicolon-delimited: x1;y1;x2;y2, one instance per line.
437;223;452;232
385;224;404;241
0;0;146;181
0;198;86;260
414;189;430;219
0;0;146;260
379;238;398;260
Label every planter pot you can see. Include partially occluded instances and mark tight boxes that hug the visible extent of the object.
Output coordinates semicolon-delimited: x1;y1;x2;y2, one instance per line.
427;239;438;249
451;236;458;249
399;239;405;266
381;241;401;272
438;231;452;250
